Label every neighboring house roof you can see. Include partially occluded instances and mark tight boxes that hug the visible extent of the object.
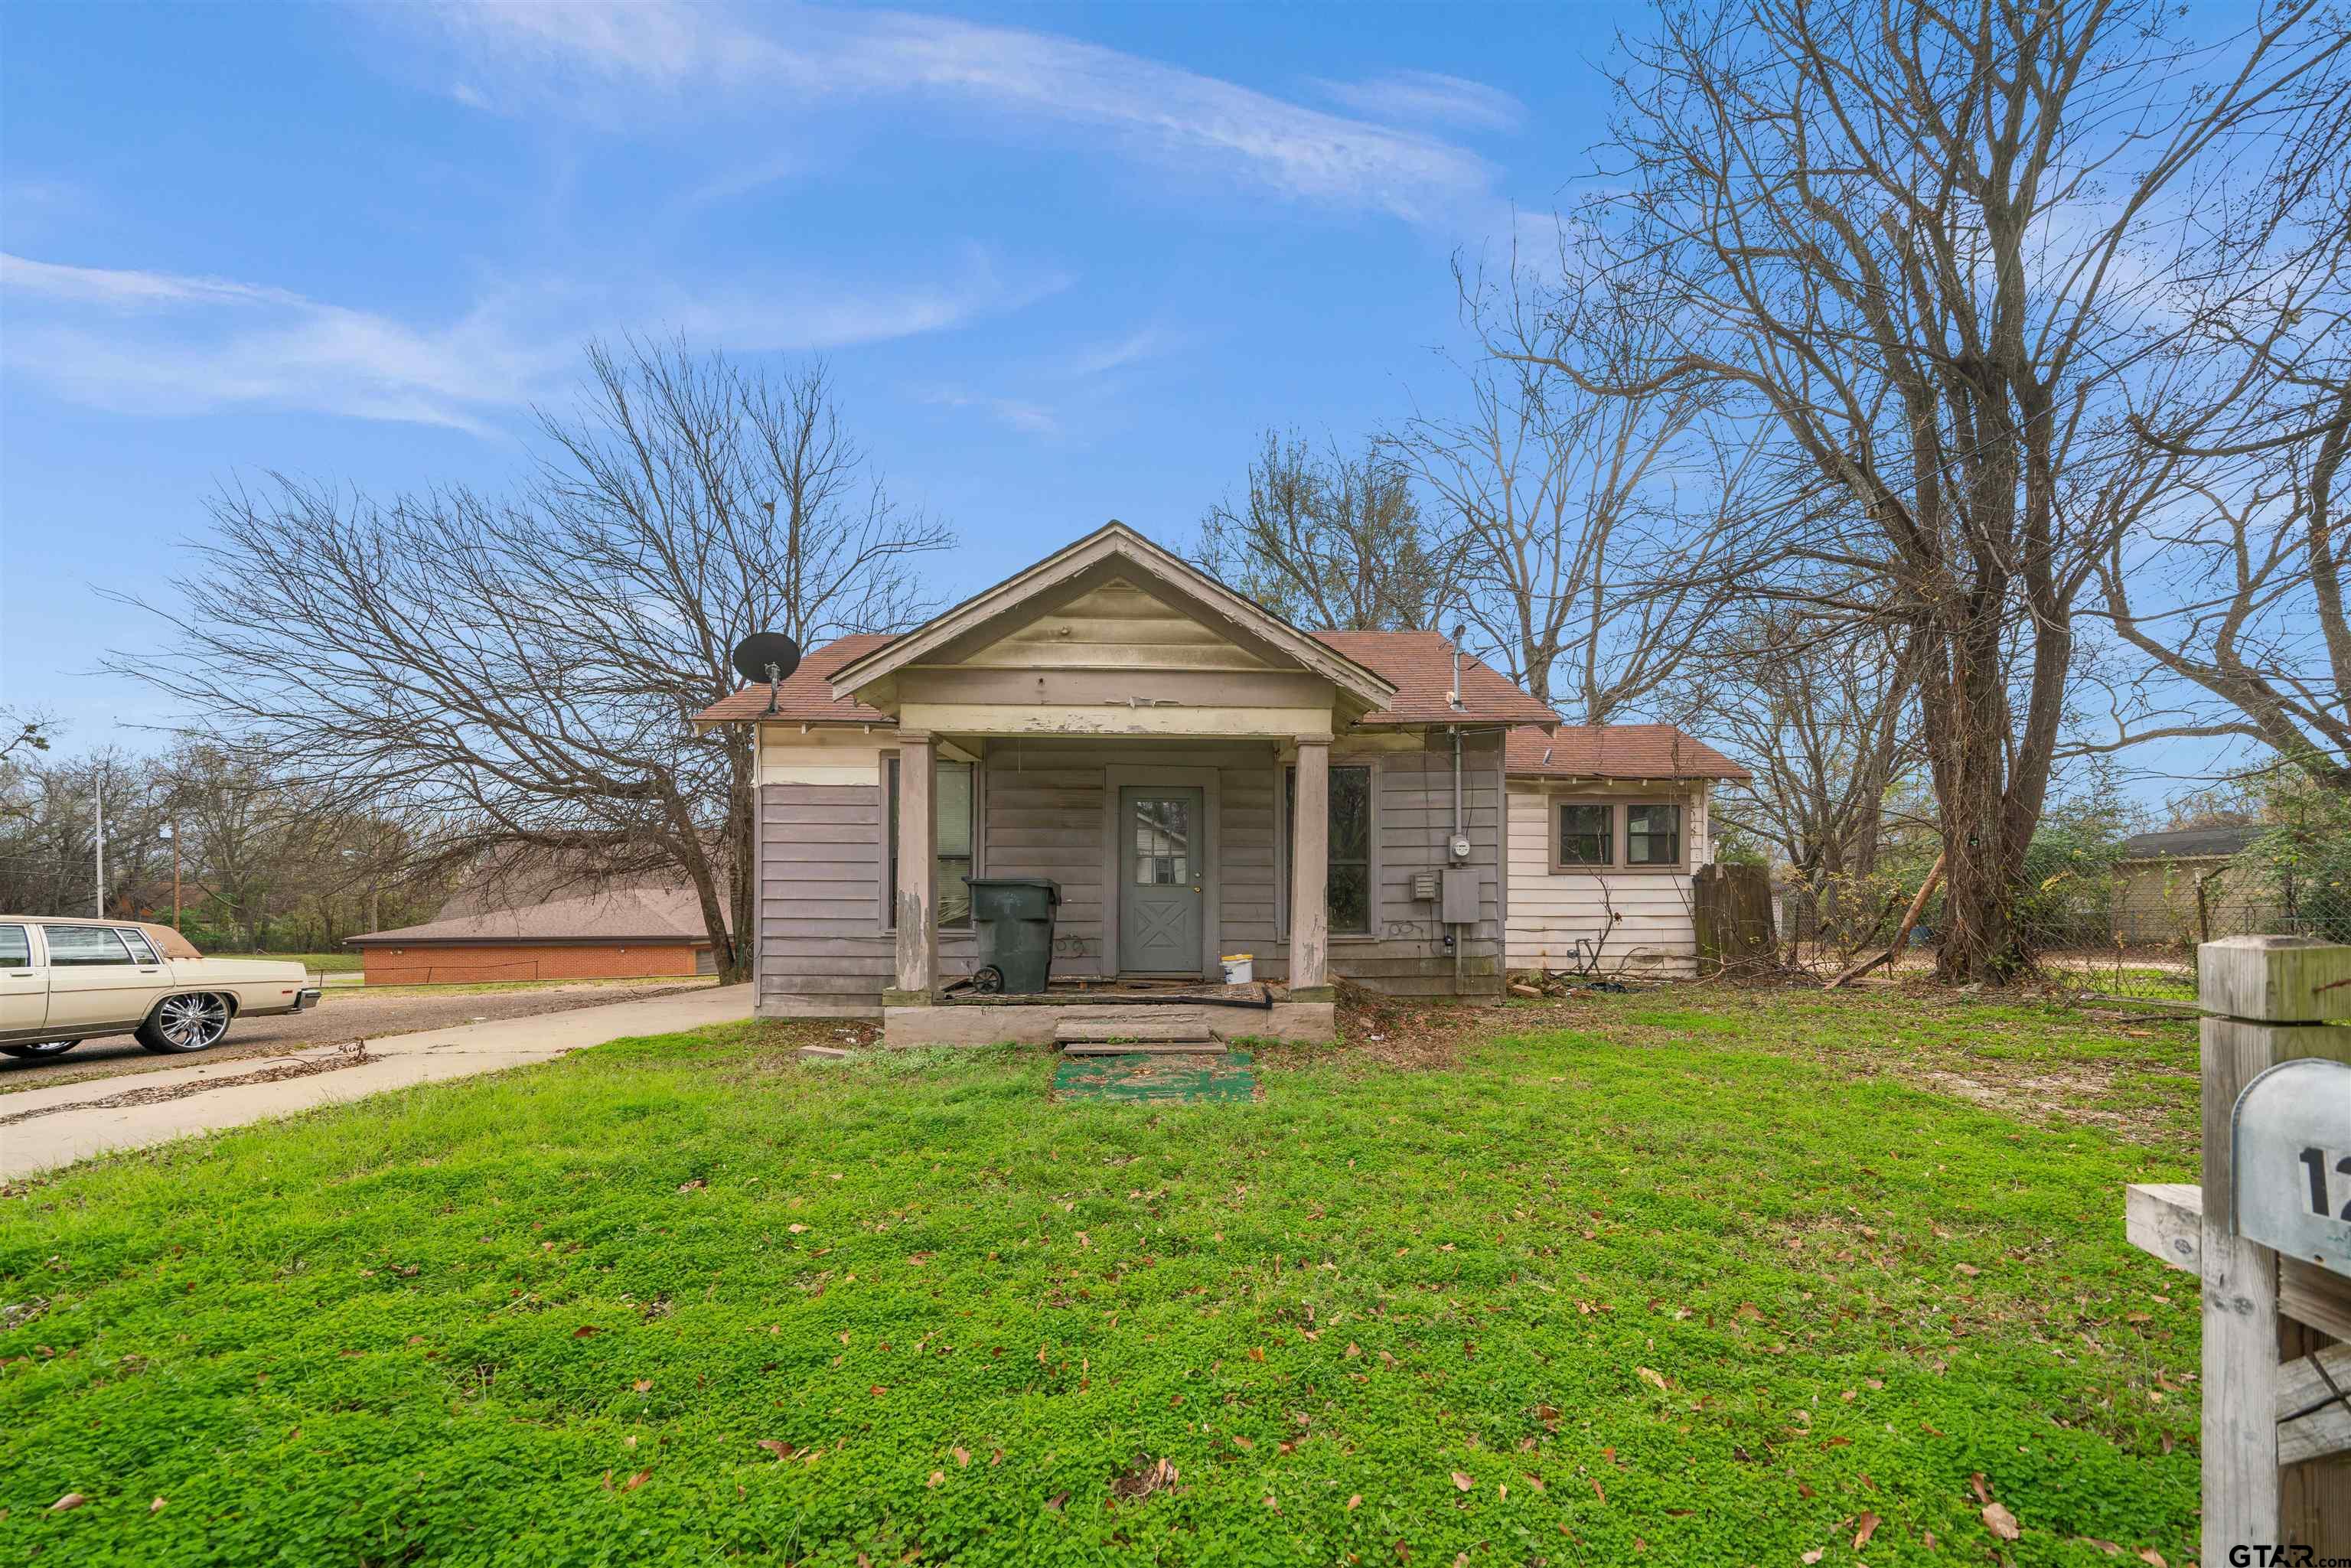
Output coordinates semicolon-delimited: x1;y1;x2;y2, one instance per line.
348;888;722;947
1309;631;1560;727
825;522;1400;716
1505;724;1752;782
2118;824;2262;861
694;634;896;727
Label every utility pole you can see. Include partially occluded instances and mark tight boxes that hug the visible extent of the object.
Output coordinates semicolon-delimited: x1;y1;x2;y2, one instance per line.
93;781;106;918
171;822;182;930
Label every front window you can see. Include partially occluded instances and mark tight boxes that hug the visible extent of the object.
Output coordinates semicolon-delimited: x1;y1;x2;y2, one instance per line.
1626;804;1684;867
1285;764;1374;935
888;757;977;929
44;925;133;966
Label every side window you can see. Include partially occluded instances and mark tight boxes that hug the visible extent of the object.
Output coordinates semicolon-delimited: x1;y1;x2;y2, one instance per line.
1627;804;1684;867
44;925;133;967
0;924;29;968
1555;804;1614;869
118;928;161;963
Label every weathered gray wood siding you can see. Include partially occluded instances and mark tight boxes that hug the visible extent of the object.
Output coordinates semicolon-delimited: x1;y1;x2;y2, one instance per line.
758;781;891;1015
1313;732;1505;997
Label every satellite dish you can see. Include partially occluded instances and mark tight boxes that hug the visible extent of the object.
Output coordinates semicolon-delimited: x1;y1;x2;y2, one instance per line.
730;631;802;715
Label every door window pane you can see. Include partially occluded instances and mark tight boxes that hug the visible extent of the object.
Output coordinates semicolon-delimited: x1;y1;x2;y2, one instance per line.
0;925;28;967
1557;804;1612;866
1285;764;1374;934
1133;797;1191;885
1627;804;1683;866
44;925;132;966
118;928;160;963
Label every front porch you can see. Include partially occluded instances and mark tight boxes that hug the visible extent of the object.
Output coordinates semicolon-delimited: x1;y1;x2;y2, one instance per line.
882;729;1343;1015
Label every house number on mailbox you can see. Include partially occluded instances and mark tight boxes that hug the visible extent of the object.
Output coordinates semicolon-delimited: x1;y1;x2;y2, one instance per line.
2232;1058;2351;1276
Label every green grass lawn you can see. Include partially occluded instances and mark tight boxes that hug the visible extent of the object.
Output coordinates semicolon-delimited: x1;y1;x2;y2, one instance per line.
0;990;2200;1566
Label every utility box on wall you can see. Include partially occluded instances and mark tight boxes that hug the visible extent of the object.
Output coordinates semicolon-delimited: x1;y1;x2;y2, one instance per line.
1440;867;1480;925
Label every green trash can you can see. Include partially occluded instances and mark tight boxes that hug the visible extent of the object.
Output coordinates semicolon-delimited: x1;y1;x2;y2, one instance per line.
963;877;1061;994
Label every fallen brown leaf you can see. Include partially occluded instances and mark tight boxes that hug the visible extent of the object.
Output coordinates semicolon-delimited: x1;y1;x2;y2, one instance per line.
618;1470;650;1493
953;1446;970;1468
1854;1511;1880;1549
927;1471;944;1488
757;1439;795;1459
51;1493;86;1513
1452;1471;1474;1492
1983;1502;2020;1540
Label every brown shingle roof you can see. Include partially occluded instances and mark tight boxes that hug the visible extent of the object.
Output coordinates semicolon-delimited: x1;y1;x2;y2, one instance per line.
692;634;895;727
1506;724;1750;781
1306;631;1560;726
693;629;1559;730
349;888;722;947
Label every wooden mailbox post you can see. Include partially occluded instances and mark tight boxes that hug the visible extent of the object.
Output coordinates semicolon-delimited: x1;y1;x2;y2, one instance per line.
2125;936;2351;1560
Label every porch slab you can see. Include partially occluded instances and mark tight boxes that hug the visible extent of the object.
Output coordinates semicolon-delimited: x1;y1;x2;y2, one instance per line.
884;1000;1335;1048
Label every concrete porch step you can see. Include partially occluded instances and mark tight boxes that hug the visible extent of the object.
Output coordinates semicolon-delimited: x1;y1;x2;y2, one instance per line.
1054;1009;1223;1054
1058;1039;1228;1057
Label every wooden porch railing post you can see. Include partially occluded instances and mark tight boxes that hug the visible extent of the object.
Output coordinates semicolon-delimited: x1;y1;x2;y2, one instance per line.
1289;738;1331;999
890;732;939;1002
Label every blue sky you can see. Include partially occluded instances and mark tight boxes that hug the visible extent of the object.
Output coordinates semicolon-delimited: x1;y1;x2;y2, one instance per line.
2;0;1636;745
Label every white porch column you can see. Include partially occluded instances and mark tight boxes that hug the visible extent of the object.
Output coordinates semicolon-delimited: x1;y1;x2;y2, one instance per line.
891;732;938;1002
1289;737;1331;998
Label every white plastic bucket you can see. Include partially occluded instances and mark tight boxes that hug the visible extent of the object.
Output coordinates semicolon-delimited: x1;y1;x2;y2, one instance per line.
1221;954;1254;984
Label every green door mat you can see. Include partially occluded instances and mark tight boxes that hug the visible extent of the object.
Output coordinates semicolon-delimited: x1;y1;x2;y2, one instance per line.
1051;1050;1259;1103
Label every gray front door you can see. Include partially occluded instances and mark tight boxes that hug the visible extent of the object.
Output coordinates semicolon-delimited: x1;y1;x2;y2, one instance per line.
1118;786;1205;976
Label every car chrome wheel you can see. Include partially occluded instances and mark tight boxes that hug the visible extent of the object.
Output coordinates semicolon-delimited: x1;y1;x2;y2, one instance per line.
154;993;230;1051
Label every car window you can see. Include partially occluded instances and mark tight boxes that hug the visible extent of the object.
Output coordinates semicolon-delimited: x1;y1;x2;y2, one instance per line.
0;924;28;968
117;927;161;963
43;925;133;967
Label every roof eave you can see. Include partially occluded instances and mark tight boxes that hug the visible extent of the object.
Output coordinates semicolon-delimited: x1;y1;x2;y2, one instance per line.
827;523;1398;711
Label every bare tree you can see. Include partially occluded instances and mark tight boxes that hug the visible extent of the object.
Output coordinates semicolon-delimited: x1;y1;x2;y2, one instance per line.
1192;429;1462;631
1524;0;2344;979
1690;605;1926;943
2092;76;2351;790
111;341;952;980
1405;269;1752;719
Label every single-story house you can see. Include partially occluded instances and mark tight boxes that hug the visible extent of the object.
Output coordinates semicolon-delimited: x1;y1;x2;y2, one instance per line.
693;523;1747;1045
347;888;720;985
2110;824;2279;947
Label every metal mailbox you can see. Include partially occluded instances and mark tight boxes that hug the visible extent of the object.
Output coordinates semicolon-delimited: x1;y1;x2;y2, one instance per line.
2232;1056;2351;1276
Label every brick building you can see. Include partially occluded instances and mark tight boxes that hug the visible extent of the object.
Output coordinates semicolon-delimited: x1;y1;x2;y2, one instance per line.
347;888;720;985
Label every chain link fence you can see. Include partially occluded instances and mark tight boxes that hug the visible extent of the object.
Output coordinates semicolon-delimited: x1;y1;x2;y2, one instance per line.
1772;859;2346;1003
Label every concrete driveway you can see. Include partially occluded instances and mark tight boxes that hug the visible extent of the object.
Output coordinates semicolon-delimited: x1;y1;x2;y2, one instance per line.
0;983;752;1182
0;977;718;1094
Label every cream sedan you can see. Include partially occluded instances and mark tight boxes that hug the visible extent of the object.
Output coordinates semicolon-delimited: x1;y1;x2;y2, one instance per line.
0;917;321;1060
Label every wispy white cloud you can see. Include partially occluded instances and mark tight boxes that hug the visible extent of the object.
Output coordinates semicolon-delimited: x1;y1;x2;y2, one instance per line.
0;250;1061;432
409;2;1498;224
1054;324;1183;379
1309;70;1526;134
915;383;1063;438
